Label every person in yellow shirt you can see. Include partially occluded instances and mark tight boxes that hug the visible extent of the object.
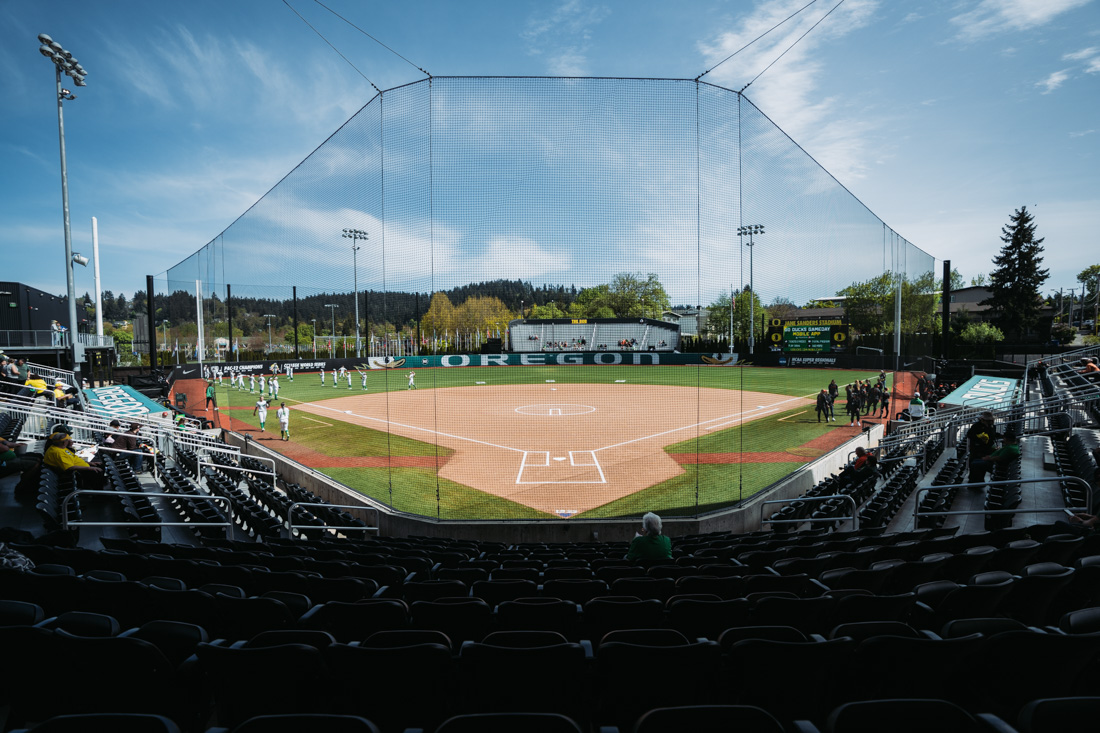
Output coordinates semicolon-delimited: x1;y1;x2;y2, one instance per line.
43;432;104;487
18;373;49;400
53;380;79;408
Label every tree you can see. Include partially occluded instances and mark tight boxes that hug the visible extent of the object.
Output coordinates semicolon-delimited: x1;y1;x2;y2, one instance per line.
706;288;763;343
766;297;798;322
970;273;988;287
453;296;514;337
607;273;670;319
981;206;1049;340
1078;264;1100;324
838;273;895;336
957;322;1004;345
284;322;315;345
421;292;457;336
527;302;566;319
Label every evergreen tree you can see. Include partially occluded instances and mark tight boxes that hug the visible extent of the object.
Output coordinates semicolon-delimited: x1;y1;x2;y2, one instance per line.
981;206;1049;339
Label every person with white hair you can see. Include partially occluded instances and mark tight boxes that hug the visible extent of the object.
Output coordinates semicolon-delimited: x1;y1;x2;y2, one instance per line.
626;511;672;561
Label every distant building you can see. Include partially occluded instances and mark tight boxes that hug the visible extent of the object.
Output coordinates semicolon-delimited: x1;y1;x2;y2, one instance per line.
662;308;710;337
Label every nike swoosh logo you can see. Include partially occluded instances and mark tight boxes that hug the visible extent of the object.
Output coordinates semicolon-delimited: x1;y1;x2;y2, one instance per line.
181;369;197;376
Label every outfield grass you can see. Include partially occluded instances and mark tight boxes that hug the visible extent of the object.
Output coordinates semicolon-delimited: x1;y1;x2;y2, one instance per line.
208;365;888;519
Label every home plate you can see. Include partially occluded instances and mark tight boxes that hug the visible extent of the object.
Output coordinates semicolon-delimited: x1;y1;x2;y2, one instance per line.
554;456;566;461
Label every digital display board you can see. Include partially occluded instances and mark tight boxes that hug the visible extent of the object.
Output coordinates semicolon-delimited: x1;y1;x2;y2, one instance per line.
765;317;848;353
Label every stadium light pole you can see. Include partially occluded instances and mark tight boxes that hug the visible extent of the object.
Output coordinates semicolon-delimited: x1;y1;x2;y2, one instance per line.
311;318;317;357
325;304;338;357
38;33;89;381
342;228;368;356
263;314;276;355
737;224;765;355
161;320;169;352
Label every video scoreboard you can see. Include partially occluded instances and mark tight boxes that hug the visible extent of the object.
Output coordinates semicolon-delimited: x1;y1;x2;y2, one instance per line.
765;316;848;353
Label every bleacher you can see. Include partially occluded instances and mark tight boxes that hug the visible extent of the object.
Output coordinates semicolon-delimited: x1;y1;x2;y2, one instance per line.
3;359;1100;732
509;318;680;353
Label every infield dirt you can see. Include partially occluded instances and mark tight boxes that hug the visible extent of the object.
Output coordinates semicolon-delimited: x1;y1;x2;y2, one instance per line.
294;383;810;514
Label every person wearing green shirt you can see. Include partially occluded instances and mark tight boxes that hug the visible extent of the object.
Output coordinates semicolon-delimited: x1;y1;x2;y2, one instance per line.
626;512;672;561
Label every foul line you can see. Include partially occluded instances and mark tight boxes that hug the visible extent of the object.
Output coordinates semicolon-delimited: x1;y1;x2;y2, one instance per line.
593;393;811;453
300;401;527;454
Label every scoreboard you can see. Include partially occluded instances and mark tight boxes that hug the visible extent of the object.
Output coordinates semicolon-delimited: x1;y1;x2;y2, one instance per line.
765;317;848;353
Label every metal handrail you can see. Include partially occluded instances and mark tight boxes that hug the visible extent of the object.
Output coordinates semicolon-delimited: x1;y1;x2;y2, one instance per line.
762;493;859;531
60;489;234;535
288;502;380;536
99;446;160;479
912;476;1093;525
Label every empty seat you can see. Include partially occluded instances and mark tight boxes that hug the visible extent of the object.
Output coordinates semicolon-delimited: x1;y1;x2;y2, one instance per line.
825;698;1010;733
633;704;785;733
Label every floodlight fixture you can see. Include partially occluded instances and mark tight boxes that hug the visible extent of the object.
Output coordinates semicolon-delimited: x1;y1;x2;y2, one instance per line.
736;224;766;355
342;228;368;355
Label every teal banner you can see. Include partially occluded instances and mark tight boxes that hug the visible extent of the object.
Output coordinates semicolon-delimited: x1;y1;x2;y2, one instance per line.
367;352;739;369
84;385;171;418
940;375;1019;408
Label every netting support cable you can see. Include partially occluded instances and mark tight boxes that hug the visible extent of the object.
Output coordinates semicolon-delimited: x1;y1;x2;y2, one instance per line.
428;78;441;519
740;0;845;93
282;0;383;93
313;0;432;80
696;0;820;82
694;81;702;510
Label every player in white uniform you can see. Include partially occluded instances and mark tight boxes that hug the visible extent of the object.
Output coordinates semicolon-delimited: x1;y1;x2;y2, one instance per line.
407;371;416;390
271;376;279;400
276;402;290;441
346;370;352;389
253;397;270;433
287;364;294;381
320;368;325;386
360;369;368;390
249;374;256;393
259;376;266;396
333;368;339;388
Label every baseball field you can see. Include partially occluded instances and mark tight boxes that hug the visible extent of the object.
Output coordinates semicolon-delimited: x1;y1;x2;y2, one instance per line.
207;364;891;519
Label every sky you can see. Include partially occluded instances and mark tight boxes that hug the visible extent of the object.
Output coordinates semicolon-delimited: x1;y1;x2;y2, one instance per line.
2;0;1098;306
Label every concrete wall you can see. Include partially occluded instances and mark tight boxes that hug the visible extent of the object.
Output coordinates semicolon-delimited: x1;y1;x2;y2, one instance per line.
225;423;884;543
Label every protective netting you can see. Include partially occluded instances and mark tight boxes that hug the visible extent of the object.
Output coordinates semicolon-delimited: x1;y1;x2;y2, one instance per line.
154;77;934;520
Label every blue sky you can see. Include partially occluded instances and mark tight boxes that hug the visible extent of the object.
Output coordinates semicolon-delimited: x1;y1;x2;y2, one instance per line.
2;0;1097;305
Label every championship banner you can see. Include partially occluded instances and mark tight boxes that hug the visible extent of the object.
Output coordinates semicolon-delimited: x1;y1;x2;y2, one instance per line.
84;385;172;418
765;317;848;353
940;375;1019;408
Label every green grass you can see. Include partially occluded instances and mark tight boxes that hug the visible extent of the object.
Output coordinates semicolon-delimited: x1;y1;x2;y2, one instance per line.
207;364;888;519
218;385;451;458
321;467;555;519
577;462;800;518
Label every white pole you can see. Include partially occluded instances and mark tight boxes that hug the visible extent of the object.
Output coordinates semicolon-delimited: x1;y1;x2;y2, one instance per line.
196;279;205;370
92;217;103;337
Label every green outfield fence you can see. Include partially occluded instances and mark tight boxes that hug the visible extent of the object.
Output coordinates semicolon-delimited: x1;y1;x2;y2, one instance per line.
152;76;934;520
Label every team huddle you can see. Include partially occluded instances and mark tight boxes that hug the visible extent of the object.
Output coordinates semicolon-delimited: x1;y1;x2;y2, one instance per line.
815;371;891;427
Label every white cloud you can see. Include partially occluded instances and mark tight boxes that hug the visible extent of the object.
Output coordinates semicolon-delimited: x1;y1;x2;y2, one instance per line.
1063;46;1099;61
1070;129;1096;137
522;0;611;75
697;0;880;183
951;0;1094;41
1037;69;1071;93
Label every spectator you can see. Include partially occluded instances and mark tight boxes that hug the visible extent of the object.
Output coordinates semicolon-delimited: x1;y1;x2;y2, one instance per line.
906;392;926;420
1079;358;1099;375
43;431;105;488
816;389;832;423
53;380;79;408
626;512;672;561
18;373;50;400
0;436;40;493
965;410;1002;485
